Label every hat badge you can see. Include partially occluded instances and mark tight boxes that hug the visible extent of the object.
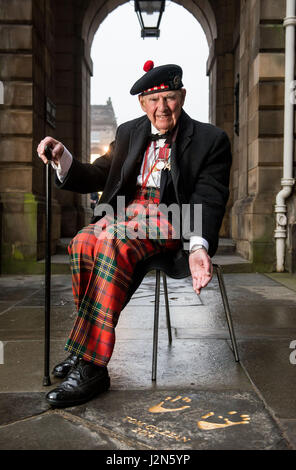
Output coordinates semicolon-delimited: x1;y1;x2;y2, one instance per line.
173;75;181;88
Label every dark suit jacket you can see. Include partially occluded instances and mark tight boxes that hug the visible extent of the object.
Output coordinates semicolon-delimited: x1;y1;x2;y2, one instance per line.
56;110;232;277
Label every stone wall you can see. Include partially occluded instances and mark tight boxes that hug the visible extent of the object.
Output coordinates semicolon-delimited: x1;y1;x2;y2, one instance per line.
0;0;61;273
54;0;91;236
0;0;295;273
231;0;289;271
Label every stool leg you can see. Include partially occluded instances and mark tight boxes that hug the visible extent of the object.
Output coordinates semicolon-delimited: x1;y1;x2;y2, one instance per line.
162;273;172;344
152;270;161;381
215;265;240;362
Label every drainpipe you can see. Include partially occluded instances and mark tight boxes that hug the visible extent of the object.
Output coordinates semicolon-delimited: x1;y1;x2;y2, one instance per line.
274;0;296;272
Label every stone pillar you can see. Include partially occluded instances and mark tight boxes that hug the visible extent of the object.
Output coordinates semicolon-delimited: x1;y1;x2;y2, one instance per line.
231;0;286;271
207;0;239;237
0;0;60;273
54;0;92;236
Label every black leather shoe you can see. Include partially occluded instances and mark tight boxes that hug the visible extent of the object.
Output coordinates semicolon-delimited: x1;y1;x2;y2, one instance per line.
46;359;110;408
52;353;79;378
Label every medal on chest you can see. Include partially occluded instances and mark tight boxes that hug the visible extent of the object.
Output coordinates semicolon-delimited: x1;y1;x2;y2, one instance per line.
155;146;171;171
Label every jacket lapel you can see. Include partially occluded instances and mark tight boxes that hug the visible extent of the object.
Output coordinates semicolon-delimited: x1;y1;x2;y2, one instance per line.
169;111;194;203
121;117;151;183
176;110;194;158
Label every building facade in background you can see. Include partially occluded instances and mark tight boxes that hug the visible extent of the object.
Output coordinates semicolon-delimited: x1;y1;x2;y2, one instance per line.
0;0;294;274
91;99;117;163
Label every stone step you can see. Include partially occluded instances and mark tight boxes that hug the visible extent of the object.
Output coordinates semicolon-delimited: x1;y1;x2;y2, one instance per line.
55;237;72;255
39;253;252;275
56;237;237;255
39;238;250;274
216;238;236;254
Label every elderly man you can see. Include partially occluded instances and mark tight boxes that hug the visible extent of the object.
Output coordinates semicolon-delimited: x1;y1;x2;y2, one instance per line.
37;61;232;408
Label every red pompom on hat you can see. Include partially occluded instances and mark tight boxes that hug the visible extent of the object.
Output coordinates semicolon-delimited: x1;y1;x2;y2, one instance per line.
143;60;154;72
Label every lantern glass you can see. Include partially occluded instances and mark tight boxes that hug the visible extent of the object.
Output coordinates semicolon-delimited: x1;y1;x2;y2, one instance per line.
135;1;165;38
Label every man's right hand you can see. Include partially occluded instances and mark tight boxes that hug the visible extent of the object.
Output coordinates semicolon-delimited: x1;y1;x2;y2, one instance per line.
37;137;64;166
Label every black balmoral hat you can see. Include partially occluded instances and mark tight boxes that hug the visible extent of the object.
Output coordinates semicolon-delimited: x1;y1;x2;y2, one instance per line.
130;60;183;96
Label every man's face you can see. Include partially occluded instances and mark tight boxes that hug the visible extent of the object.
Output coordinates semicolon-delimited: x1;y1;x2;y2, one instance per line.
139;89;186;133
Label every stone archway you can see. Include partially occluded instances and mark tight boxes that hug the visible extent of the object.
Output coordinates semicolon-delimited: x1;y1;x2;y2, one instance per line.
78;0;234;238
0;0;236;273
81;0;218;129
5;0;291;274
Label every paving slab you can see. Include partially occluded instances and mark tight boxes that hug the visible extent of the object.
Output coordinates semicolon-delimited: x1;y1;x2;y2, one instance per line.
0;412;136;450
0;301;16;314
0;393;49;426
0;339;68;392
65;389;289;450
109;338;251;391
0;271;296;450
266;273;296;293
279;420;296;449
238;339;296;419
0;305;76;340
0;336;250;393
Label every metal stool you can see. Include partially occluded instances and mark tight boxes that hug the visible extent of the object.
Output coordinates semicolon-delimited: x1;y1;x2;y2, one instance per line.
151;263;239;381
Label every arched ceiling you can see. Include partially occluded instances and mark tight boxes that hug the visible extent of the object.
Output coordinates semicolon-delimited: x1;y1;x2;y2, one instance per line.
82;0;217;52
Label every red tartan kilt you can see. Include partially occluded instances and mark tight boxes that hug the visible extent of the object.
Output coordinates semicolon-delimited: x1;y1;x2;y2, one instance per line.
65;187;181;366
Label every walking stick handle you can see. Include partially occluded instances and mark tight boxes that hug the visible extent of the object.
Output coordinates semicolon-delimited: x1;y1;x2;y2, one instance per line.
45;145;52;161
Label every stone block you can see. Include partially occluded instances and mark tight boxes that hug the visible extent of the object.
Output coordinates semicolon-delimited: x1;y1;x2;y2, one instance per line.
0;166;32;192
252;194;278;215
54;121;74;139
0;192;61;267
56;71;76;89
260;0;286;21
235;239;251;260
0;110;32;134
32;86;45;117
239;99;248;127
56;86;75;105
249;53;285;89
55;36;79;54
251;241;276;266
248;138;283;170
0;54;32;79
259;53;285;79
223;104;234;122
259;109;284;136
248;112;259;144
3;81;32;106
31;165;45;195
248;84;259;119
222;53;233;71
232;169;239;189
248;167;258;196
3;204;37;246
259;24;285;50
239;30;246;60
238;171;248;199
0;25;32;50
248;166;282;195
238;211;252;241
0;0;32;21
259;81;284;107
55;53;74;71
0;137;32;163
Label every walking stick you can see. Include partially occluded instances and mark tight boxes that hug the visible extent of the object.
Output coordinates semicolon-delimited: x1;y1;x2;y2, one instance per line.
43;145;52;386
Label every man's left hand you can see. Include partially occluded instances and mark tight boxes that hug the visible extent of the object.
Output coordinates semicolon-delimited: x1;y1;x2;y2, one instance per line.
189;248;213;295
